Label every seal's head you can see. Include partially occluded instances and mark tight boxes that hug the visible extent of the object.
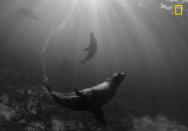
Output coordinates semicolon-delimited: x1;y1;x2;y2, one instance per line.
108;72;126;86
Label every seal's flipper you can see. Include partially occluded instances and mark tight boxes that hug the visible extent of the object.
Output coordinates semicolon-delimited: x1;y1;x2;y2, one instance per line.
74;88;86;98
91;108;106;126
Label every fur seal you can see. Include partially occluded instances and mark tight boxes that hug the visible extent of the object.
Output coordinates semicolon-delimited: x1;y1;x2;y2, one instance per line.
44;72;126;125
80;32;97;63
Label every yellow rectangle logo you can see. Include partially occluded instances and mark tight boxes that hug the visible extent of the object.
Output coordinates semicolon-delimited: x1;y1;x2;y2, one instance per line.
175;5;183;15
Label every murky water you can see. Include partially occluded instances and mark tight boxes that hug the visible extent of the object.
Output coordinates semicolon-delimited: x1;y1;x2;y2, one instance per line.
0;0;188;130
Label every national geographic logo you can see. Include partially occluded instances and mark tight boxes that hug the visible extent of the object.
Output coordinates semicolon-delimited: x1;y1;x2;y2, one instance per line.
174;0;183;15
175;5;182;15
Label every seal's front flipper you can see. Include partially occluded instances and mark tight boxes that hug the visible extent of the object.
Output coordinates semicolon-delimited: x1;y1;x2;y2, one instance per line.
74;88;85;98
91;108;106;126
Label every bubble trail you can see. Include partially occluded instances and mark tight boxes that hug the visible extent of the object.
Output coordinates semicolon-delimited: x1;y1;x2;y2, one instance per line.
117;0;128;7
41;0;79;83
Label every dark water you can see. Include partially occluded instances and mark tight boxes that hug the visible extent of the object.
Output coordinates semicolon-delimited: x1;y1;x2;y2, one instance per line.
0;0;188;130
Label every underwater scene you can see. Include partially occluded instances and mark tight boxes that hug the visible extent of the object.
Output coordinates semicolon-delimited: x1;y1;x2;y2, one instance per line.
0;0;188;130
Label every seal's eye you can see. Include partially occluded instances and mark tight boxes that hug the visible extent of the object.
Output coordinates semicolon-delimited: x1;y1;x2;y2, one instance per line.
116;72;126;79
113;73;122;79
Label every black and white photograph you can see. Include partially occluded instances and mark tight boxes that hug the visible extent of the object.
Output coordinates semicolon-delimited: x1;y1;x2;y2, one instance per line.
0;0;188;130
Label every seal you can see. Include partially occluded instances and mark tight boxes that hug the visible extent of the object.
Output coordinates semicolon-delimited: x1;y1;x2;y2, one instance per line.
80;32;97;63
44;72;126;125
16;8;40;20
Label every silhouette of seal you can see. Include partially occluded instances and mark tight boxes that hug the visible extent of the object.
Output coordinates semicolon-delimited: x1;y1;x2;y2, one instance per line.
16;8;40;20
44;72;126;126
80;32;97;63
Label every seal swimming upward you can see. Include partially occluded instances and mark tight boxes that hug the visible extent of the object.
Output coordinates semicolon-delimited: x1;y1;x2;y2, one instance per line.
44;72;126;125
80;32;97;63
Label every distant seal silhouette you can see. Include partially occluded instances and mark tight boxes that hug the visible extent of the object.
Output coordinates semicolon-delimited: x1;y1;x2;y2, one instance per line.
44;72;126;125
16;8;40;20
80;32;97;63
